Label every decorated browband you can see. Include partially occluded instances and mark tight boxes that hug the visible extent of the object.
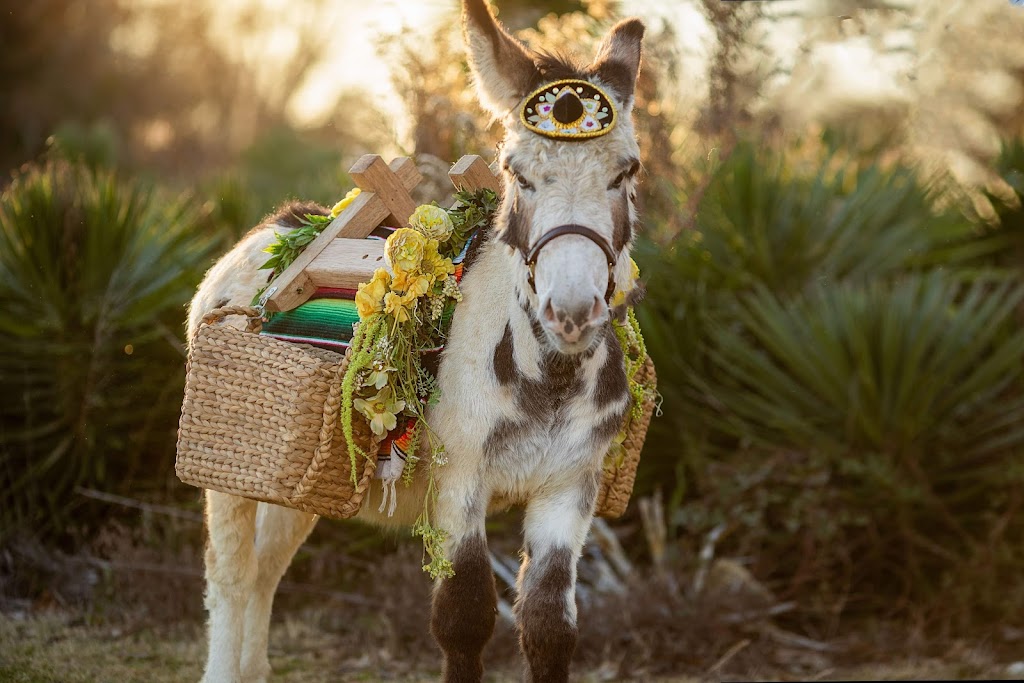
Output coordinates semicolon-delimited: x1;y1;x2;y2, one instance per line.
520;79;617;141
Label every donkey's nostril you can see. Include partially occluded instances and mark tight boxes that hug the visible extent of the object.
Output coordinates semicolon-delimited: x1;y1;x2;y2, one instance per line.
589;296;604;323
543;300;558;324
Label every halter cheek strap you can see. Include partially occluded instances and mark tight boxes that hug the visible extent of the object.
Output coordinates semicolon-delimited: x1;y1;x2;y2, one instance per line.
523;224;618;303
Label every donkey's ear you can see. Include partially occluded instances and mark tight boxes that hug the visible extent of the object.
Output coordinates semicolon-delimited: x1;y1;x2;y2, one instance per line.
591;18;645;103
462;0;541;116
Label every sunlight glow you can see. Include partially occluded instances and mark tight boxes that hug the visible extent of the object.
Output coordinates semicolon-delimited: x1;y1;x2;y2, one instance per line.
286;2;450;127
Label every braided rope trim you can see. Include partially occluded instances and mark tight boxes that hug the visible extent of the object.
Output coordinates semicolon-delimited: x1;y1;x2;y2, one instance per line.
595;355;657;519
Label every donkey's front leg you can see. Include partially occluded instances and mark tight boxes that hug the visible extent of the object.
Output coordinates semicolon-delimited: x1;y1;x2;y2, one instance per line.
429;484;497;683
516;471;600;683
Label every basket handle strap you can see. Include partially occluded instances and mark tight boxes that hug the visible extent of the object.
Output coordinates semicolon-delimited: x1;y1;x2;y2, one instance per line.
199;306;264;336
292;366;345;500
292;347;382;508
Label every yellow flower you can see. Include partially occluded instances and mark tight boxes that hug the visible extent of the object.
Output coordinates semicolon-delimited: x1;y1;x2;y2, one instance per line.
392;270;433;297
355;268;390;319
409;204;454;241
384;290;417;323
353;387;405;436
384;228;427;274
612;258;641;308
422;239;456;281
330;188;362;218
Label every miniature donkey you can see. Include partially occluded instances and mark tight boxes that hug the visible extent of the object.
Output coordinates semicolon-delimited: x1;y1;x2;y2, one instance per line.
188;1;645;681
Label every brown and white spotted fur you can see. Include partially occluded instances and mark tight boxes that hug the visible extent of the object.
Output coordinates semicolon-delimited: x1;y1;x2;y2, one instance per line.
190;2;645;682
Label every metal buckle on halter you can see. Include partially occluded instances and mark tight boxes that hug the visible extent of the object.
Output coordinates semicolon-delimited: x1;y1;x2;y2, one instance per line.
523;224;617;302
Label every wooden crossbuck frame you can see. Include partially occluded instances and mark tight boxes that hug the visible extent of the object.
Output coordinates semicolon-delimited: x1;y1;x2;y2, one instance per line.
266;154;502;313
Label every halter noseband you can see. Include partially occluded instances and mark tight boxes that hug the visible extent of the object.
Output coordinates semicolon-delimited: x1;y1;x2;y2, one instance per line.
523;224;617;303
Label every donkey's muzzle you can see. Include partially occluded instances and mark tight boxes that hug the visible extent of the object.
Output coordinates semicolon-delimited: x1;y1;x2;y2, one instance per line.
542;295;607;345
523;224;617;302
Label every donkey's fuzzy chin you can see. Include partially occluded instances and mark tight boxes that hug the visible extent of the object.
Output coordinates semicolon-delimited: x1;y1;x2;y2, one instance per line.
542;324;607;356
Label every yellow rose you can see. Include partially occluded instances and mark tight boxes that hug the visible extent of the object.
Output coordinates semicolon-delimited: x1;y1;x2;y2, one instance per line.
330;188;361;218
422;239;456;281
393;270;433;297
383;290;417;323
384;228;427;274
408;204;455;241
355;268;390;319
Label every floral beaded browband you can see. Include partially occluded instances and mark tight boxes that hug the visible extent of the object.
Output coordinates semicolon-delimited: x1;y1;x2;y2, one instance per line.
520;79;617;140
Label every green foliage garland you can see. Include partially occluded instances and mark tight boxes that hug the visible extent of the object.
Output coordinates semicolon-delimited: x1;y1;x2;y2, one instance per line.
260;213;332;272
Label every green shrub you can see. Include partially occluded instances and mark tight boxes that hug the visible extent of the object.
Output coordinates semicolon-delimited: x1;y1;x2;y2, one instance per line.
637;140;997;494
0;161;216;538
983;138;1024;269
635;138;1024;629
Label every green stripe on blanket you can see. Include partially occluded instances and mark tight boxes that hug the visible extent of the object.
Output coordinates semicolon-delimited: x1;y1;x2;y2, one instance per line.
261;292;456;352
262;297;360;348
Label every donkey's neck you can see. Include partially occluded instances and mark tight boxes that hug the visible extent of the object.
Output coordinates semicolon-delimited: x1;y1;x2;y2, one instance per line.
432;225;631;504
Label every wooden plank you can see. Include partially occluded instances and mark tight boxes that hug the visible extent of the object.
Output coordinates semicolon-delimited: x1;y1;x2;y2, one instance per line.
449;155;500;193
265;192;388;312
389;157;423;192
349;154;417;227
305;239;387;290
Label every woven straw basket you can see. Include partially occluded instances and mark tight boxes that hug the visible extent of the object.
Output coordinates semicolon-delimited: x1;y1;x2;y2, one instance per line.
176;307;652;519
175;307;378;518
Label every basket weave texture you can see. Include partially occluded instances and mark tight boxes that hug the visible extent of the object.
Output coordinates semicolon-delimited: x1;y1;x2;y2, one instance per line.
595;355;657;519
176;307;654;521
175;307;377;518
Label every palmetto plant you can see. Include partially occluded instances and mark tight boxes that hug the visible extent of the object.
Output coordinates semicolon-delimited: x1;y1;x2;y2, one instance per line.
0;161;216;538
635;137;1024;626
637;140;998;485
984;138;1024;270
707;274;1024;460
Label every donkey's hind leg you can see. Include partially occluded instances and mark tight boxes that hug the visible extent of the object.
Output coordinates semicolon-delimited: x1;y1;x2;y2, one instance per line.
515;471;600;683
239;503;319;682
201;491;258;683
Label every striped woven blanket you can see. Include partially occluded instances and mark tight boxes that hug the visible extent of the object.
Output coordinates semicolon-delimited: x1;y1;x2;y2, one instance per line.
259;227;478;478
261;227;468;352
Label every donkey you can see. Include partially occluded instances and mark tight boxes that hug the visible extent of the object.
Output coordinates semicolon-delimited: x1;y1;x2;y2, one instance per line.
188;2;645;681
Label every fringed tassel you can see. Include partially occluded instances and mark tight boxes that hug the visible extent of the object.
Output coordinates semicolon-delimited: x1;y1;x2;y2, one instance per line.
375;441;407;518
378;478;398;517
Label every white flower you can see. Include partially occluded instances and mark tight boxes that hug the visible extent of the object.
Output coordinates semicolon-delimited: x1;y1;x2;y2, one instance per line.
408;204;454;242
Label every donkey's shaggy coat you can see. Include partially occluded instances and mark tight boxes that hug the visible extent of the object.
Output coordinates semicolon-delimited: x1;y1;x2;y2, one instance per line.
190;2;645;681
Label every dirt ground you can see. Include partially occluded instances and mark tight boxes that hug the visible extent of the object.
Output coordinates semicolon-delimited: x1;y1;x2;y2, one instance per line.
4;610;1024;683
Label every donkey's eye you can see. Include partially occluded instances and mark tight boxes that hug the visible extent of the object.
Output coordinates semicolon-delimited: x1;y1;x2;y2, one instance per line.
608;161;641;191
510;170;535;192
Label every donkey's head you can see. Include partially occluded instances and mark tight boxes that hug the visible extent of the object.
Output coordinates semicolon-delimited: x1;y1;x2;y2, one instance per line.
463;0;644;355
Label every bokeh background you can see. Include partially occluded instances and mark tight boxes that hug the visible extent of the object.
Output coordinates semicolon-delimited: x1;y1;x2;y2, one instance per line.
3;0;1024;680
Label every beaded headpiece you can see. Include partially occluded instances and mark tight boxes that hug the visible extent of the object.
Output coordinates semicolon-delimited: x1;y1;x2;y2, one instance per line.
520;79;617;141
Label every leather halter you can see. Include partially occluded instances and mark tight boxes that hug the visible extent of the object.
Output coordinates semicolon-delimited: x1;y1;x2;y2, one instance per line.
522;224;618;302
